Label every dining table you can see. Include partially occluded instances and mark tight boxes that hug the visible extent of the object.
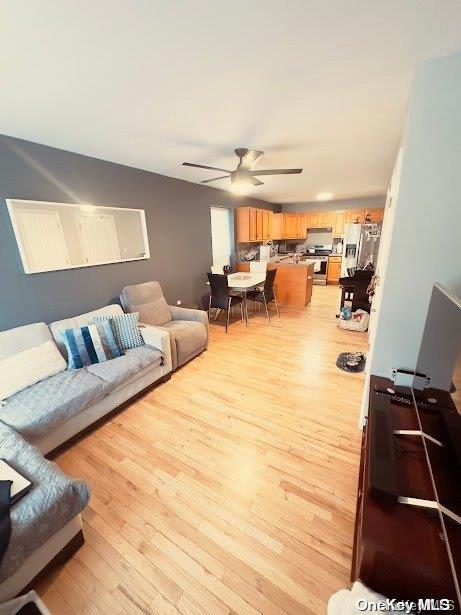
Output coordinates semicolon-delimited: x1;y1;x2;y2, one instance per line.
226;272;266;290
226;272;266;325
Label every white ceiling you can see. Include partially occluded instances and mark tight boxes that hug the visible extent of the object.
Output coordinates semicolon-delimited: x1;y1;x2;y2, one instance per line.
2;1;461;203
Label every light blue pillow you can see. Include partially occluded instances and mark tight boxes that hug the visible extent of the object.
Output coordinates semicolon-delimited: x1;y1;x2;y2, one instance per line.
92;312;144;351
62;322;123;369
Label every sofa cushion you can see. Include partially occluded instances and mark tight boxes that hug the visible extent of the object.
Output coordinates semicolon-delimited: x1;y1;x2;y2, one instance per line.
0;323;53;361
0;369;111;441
120;281;172;327
85;346;162;387
61;322;123;369
162;320;207;361
92;312;144;350
50;304;124;358
0;340;66;401
0;422;89;583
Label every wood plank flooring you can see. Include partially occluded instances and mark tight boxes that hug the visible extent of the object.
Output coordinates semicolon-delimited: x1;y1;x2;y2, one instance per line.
35;285;367;614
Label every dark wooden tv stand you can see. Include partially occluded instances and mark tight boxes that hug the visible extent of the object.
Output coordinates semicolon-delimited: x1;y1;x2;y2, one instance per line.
352;375;461;607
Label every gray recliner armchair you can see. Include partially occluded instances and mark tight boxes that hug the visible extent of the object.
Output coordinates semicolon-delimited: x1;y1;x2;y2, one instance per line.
120;281;209;370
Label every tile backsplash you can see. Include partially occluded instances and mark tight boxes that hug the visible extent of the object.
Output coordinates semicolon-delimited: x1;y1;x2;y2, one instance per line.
305;229;333;246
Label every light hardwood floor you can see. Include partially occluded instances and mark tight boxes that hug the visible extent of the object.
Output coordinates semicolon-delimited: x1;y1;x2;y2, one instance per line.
36;285;367;615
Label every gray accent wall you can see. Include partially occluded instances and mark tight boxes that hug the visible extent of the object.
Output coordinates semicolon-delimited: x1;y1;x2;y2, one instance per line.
282;195;385;212
0;135;278;331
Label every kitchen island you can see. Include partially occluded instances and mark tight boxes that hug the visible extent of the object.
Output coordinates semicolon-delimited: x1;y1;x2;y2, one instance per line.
236;261;314;308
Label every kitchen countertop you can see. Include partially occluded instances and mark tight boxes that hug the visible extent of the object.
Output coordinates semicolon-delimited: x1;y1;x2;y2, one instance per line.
238;258;314;268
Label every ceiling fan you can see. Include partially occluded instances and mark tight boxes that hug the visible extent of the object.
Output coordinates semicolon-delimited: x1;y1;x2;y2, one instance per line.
182;148;302;193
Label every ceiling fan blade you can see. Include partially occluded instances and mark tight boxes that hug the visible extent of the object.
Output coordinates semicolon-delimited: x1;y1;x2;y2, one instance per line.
200;175;230;184
251;168;303;176
239;149;264;169
182;162;230;173
249;176;264;186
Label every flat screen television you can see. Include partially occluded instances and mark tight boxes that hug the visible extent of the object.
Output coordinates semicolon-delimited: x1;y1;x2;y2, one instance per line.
413;284;461;606
414;283;461;409
413;284;461;469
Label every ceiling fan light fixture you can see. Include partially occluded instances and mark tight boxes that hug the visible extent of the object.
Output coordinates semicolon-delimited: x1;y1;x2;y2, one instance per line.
230;179;250;195
182;148;303;193
316;192;334;201
229;170;250;194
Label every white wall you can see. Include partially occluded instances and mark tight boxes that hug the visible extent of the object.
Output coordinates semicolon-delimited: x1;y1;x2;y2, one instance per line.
370;51;461;383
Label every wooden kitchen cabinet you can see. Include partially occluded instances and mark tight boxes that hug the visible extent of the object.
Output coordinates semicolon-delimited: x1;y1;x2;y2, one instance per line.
333;210;347;236
237;205;384;244
272;213;284;239
275;264;314;307
249;208;258;241
236;207;250;242
306;211;319;229
317;211;335;228
257;209;264;241
236;207;276;242
262;210;272;240
346;209;365;224
327;256;342;284
284;213;299;238
238;261;314;308
297;213;307;238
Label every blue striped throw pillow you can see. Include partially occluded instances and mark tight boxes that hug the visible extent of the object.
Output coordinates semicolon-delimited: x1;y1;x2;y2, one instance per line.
92;312;144;351
62;321;123;369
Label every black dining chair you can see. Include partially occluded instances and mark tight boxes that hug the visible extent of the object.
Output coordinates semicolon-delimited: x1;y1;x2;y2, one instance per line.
246;268;280;323
207;273;245;333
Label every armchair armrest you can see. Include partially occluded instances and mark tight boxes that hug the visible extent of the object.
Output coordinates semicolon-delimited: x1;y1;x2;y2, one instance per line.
169;305;209;333
139;325;172;374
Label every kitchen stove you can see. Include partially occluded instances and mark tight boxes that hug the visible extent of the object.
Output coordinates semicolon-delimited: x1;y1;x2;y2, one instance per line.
304;245;332;285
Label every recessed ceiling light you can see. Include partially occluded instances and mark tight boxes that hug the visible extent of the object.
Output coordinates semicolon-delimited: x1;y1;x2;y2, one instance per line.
316;192;334;201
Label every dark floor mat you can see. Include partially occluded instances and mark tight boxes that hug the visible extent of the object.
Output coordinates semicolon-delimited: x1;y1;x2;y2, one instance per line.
336;352;366;373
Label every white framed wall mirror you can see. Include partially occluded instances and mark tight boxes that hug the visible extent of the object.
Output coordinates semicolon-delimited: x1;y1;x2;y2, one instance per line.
6;199;150;274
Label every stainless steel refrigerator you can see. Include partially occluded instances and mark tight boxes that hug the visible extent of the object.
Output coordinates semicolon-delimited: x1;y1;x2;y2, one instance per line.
340;223;382;277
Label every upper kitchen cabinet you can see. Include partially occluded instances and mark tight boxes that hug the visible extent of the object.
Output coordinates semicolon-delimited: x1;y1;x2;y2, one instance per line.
317;211;335;228
235;207;274;242
255;209;264;241
262;210;272;240
297;213;307;238
284;213;299;239
236;207;259;242
346;209;366;224
306;211;319;229
272;213;284;239
236;207;250;242
249;208;258;241
333;210;347;236
306;210;334;229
